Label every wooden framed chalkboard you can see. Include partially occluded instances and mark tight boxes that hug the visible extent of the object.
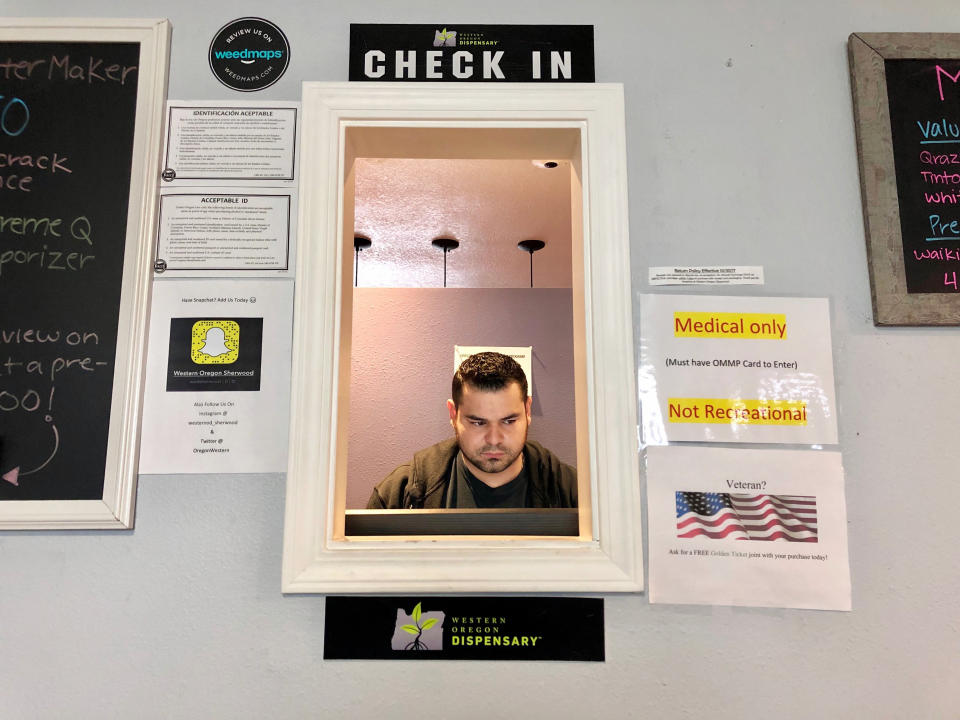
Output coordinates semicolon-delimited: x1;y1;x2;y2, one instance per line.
0;19;170;528
850;33;960;325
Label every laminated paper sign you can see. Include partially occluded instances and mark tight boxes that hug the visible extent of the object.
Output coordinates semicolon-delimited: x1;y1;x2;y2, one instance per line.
639;295;838;445
139;279;294;474
161;101;298;184
646;445;851;611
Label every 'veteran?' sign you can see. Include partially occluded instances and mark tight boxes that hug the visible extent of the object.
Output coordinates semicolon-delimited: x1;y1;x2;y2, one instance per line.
348;24;594;82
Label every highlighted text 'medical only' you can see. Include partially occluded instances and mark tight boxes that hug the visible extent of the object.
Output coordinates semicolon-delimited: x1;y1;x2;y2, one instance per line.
673;312;787;339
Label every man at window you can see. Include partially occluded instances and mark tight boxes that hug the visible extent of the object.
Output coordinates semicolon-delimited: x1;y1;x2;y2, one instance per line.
367;352;577;509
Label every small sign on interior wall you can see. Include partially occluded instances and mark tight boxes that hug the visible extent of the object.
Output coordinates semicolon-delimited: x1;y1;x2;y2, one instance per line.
349;24;594;82
648;266;765;286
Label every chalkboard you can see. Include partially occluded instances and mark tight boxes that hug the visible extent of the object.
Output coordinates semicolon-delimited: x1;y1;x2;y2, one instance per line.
850;33;960;325
0;20;169;528
885;59;960;293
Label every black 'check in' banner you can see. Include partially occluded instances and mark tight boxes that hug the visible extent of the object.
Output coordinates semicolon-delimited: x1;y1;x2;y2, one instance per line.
349;24;594;83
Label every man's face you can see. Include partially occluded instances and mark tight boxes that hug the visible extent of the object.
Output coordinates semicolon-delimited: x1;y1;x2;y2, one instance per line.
447;381;532;486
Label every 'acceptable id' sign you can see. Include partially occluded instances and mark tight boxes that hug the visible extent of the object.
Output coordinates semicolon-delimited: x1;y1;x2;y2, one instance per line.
639;295;838;445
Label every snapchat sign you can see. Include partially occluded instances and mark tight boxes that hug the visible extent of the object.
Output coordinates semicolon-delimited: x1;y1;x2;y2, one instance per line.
191;320;240;364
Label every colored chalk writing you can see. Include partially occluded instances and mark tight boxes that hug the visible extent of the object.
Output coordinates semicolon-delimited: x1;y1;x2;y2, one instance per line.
885;59;960;292
0;40;139;500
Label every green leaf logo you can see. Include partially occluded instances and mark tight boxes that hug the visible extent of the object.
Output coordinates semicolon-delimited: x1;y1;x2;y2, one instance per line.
394;601;444;651
433;28;457;47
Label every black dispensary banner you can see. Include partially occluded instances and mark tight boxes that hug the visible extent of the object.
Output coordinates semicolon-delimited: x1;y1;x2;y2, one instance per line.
349;24;594;82
324;596;604;661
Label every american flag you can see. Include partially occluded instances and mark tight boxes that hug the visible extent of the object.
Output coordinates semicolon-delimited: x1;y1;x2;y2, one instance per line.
676;492;818;542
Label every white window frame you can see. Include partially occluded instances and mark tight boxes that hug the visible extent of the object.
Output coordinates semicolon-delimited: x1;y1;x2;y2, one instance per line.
283;82;642;592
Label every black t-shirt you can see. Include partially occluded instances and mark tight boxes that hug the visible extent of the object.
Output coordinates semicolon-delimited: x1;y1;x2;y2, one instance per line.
444;451;529;508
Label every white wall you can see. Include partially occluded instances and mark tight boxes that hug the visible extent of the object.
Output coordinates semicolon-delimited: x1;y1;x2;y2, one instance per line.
2;1;958;718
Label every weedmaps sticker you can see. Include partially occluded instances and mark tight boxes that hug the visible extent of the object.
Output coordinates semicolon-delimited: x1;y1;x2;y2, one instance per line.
209;17;290;91
324;597;603;660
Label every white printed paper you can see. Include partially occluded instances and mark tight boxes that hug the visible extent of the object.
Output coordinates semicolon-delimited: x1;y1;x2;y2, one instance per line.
155;191;294;275
646;445;851;610
139;279;294;474
639;294;838;445
161;101;298;184
454;345;533;396
648;266;764;286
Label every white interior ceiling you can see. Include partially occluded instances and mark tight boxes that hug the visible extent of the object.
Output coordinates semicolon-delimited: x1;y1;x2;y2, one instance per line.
352;158;573;288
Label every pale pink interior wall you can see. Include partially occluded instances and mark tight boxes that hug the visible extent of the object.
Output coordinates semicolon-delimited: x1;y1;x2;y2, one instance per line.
353;158;573;288
346;288;576;508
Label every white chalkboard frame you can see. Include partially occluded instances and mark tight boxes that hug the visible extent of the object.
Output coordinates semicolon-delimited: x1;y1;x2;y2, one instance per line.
0;19;170;529
283;83;643;593
849;32;960;325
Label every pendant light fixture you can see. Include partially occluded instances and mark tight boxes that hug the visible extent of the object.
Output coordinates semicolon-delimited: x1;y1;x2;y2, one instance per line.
353;236;372;287
517;239;546;288
431;237;460;287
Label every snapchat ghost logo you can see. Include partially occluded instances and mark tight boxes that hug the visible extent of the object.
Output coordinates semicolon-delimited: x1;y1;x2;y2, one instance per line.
190;320;240;364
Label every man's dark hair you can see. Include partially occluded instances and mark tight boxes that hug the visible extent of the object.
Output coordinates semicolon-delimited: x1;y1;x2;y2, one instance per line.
452;352;528;407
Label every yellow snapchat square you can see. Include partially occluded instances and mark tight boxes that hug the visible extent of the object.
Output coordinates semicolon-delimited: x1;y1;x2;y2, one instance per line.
190;320;239;364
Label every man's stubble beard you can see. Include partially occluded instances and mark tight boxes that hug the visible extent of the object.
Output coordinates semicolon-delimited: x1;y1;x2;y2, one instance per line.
455;425;527;475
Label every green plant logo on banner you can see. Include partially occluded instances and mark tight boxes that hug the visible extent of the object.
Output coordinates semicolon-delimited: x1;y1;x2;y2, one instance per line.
433;28;457;46
391;602;445;651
